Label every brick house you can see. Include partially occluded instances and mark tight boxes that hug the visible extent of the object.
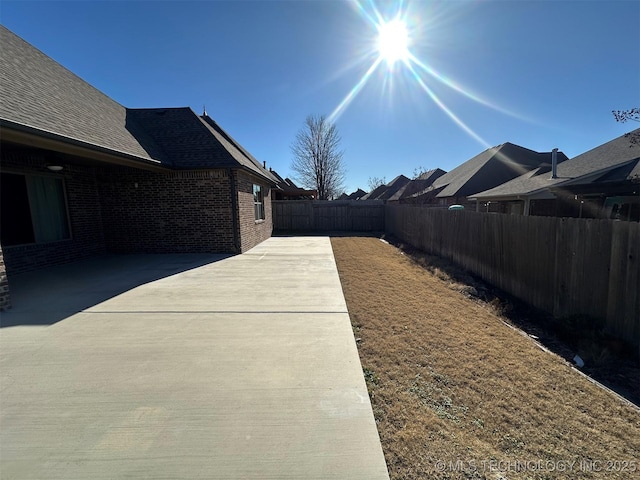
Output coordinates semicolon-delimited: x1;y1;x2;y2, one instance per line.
0;26;277;310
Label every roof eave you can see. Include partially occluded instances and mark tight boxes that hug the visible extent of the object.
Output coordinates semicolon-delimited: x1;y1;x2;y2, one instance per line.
236;165;278;186
557;159;639;187
469;187;557;201
0;119;166;171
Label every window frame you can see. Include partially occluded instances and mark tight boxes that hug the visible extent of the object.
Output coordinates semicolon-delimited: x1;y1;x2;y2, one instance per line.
253;184;265;222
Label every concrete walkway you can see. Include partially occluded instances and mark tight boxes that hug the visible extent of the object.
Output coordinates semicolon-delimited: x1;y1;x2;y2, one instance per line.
0;237;389;479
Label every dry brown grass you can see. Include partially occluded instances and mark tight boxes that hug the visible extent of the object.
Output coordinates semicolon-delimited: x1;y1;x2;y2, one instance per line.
331;236;640;480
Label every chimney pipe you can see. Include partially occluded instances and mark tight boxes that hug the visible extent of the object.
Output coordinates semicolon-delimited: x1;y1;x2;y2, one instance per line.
551;148;558;179
263;161;266;168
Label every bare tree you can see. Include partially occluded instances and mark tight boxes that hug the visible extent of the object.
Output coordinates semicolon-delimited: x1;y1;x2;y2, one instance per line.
291;115;345;200
612;107;640;145
612;108;640;123
412;166;428;179
367;176;386;191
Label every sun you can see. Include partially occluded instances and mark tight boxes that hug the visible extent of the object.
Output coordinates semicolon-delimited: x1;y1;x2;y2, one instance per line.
377;18;410;67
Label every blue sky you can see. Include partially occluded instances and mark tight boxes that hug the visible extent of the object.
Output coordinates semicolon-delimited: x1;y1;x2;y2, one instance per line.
2;1;639;193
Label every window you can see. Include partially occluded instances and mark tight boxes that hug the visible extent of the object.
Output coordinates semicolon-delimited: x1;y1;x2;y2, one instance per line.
1;172;70;246
253;184;265;221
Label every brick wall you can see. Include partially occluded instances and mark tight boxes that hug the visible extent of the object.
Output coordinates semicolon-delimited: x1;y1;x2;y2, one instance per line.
0;245;10;311
235;170;273;252
98;167;237;253
1;147;107;275
2;145;272;279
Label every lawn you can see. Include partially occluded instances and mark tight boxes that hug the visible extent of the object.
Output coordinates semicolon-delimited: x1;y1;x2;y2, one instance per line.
331;236;640;480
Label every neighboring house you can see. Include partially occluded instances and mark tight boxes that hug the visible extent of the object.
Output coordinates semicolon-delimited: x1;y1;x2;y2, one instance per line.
387;168;447;203
347;188;367;200
336;189;367;201
269;169;317;200
0;26;277;310
360;175;410;201
407;143;568;208
469;130;640;220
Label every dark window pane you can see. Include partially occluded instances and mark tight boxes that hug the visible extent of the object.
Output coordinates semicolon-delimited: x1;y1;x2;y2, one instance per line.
26;176;70;242
1;173;35;245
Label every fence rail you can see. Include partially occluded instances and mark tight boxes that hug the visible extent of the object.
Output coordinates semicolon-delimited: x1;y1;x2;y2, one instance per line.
385;205;639;345
273;200;384;232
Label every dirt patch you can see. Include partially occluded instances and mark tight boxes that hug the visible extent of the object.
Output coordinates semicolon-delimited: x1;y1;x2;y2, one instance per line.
331;236;640;480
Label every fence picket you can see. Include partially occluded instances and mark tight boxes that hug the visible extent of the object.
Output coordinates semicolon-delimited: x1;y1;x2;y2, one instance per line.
385;205;639;345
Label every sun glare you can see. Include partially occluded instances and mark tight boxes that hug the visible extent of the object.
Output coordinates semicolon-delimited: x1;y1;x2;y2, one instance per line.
377;19;409;67
328;1;527;139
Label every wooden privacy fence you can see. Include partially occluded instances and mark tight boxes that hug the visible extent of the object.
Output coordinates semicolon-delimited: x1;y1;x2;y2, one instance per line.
385;205;640;345
273;200;384;232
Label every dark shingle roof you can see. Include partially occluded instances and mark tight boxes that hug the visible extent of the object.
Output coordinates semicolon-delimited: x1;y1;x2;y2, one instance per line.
0;25;161;163
0;26;276;183
360;184;387;200
431;143;567;198
200;115;277;182
377;175;410;200
361;175;410;200
471;130;640;199
125;108;276;181
388;168;446;201
348;188;367;200
269;168;287;184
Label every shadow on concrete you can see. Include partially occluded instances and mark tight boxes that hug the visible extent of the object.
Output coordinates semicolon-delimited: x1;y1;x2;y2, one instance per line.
0;253;230;328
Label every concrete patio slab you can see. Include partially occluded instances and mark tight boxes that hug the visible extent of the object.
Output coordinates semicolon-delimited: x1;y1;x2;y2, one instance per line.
0;237;389;479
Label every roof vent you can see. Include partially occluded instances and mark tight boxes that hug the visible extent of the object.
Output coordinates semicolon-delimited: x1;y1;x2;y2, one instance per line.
551;148;558;179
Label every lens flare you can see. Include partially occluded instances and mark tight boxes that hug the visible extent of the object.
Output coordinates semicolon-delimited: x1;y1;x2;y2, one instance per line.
330;1;530;146
407;53;532;122
406;61;489;147
329;57;382;124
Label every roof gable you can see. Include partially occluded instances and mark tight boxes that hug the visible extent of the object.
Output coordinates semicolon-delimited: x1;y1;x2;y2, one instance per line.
434;143;565;197
388;169;447;201
361;175;410;200
349;188;367;199
360;184;387;200
377;175;410;200
417;168;447;183
200;115;277;182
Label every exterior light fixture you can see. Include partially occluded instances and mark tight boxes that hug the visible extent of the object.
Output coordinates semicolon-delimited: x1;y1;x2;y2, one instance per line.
47;165;63;172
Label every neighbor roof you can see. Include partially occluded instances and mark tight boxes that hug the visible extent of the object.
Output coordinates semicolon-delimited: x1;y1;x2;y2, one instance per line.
361;175;410;200
387;168;447;201
348;188;367;200
428;143;568;199
0;25;162;164
360;185;386;201
470;130;640;199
